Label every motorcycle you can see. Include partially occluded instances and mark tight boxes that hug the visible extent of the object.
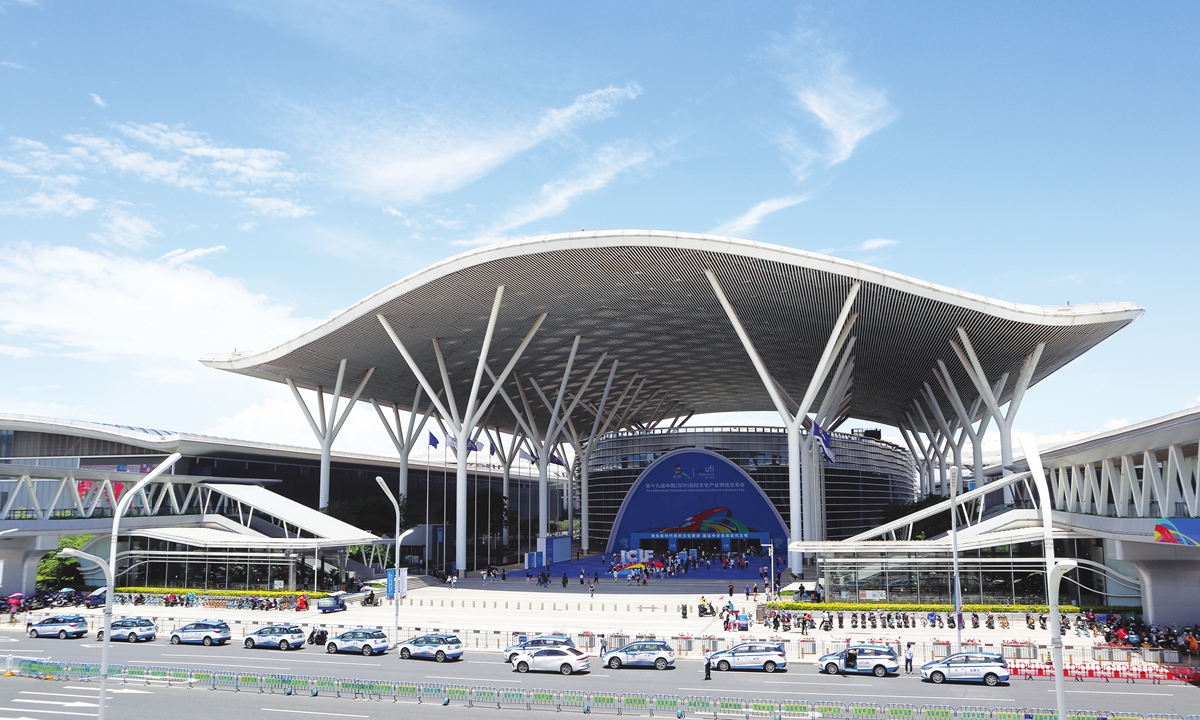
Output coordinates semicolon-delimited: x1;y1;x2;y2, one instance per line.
837;611;844;629
307;628;328;645
947;613;956;629
985;613;995;629
971;612;980;629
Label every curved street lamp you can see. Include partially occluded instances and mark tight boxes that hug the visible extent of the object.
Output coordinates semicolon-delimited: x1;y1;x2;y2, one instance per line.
376;476;415;648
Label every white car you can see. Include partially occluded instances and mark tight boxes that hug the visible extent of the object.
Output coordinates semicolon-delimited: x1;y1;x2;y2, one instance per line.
511;647;590;675
327;629;390;656
709;641;787;673
600;640;676;670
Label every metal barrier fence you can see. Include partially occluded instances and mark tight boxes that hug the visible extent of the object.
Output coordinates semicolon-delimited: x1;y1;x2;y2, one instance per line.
4;655;1198;719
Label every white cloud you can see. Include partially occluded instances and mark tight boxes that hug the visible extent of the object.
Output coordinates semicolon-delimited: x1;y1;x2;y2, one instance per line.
116;123;299;184
772;28;896;171
0;344;35;358
0;243;320;362
90;210;160;248
158;245;227;267
859;237;898;251
454;145;651;247
710;195;806;237
1102;418;1130;431
238;221;257;232
2;61;26;70
90;93;107;108
0;190;98;216
319;83;642;204
241;196;312;218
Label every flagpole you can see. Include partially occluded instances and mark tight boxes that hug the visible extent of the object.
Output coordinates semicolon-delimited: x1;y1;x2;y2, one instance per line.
425;437;431;576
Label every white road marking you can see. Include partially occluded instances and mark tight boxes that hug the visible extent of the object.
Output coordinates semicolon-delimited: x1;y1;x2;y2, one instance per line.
0;708;95;717
12;702;95;709
17;695;103;701
62;687;151;695
260;709;369;718
1058;689;1174;696
156;653;380;667
424;675;522;683
763;680;874;686
678;688;1016;701
134;660;289;671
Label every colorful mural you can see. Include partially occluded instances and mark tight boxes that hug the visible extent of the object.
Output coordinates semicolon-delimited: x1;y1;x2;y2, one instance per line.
1153;518;1200;546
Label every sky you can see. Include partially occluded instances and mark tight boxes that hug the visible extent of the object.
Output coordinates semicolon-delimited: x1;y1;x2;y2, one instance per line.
1;1;1198;460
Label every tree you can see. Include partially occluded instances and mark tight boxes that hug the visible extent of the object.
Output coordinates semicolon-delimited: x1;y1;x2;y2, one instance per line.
326;494;413;537
37;535;95;590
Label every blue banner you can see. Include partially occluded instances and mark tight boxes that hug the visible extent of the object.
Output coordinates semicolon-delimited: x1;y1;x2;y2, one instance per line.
386;568;396;599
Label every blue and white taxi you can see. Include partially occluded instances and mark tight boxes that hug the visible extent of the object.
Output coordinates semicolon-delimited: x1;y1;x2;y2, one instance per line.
28;615;88;639
601;640;676;670
327;628;390;656
243;624;306;651
98;618;156;643
819;644;900;677
709;641;787;673
922;652;1010;686
168;620;231;646
398;633;463;662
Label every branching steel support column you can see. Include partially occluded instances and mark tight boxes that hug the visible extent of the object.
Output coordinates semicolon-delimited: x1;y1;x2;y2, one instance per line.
952;330;1045;480
377;286;546;575
372;388;438;500
934;360;1000;486
484;427;525;547
287;359;375;511
564;360;622;554
706;270;859;573
921;385;967;496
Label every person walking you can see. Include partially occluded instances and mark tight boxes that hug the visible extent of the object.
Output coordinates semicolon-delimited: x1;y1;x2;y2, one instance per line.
704;651;712;680
600;638;608;656
904;643;914;674
589;582;596;598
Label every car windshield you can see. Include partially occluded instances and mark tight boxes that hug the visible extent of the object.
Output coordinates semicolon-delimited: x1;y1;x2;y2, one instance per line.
445;636;461;644
568;648;584;656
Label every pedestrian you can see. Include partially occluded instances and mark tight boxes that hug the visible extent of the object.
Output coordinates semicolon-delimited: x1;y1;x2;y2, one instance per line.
905;643;914;674
589;582;595;598
526;570;531;586
601;638;608;655
704;651;712;680
580;569;585;585
502;568;506;581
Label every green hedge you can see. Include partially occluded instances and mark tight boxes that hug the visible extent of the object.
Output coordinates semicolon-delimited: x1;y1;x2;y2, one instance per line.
116;587;330;599
767;601;1082;613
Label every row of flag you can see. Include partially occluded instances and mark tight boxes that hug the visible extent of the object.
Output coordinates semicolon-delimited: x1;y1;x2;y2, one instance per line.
427;432;564;466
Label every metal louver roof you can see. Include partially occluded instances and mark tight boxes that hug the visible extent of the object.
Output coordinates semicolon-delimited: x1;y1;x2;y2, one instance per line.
199;231;1142;432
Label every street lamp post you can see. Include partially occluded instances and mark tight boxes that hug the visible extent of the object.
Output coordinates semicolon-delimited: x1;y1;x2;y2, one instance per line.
96;453;180;720
376;476;414;649
57;549;111;717
767;542;775;600
949;467;963;653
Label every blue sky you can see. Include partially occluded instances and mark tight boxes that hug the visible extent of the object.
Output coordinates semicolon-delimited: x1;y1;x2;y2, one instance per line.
1;1;1197;456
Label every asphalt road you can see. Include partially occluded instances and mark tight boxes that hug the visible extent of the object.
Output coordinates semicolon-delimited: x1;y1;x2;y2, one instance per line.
3;633;1196;716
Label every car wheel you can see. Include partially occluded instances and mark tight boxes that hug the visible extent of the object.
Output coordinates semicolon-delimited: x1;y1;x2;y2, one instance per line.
244;638;255;649
202;636;213;647
170;635;181;645
97;631;104;642
279;640;290;651
825;662;839;675
327;643;339;654
873;665;887;677
609;657;622;669
516;661;529;673
435;650;446;663
930;671;945;684
508;653;518;663
655;657;668;671
399;647;410;659
128;633;139;643
717;660;731;672
984;673;999;687
560;663;573;675
28;629;38;639
59;630;68;639
362;645;374;656
764;661;777;673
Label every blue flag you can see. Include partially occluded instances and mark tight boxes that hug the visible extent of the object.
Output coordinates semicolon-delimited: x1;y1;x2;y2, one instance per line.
490;442;497;456
813;423;835;464
428;432;439;449
549;453;566;467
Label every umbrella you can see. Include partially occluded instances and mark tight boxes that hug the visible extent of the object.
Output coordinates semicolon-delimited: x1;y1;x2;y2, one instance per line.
6;592;24;599
57;588;76;594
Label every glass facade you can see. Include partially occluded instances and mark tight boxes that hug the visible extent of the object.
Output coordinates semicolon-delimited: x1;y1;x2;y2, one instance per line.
586;426;917;551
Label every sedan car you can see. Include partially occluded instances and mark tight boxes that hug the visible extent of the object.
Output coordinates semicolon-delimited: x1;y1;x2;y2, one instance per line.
710;641;787;673
28;615;88;639
327;629;390;656
168;620;231;646
819;645;900;677
97;618;156;643
398;633;463;662
512;647;590;675
502;635;574;663
922;652;1009;686
601;640;676;670
243;624;306;650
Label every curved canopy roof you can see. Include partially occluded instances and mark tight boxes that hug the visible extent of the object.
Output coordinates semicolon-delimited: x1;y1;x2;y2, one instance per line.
200;231;1142;433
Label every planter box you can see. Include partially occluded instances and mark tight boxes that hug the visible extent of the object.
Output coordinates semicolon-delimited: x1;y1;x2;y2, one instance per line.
933;645;951;658
701;639;720;651
677;639;694;651
609;635;628;648
1003;645;1039;659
